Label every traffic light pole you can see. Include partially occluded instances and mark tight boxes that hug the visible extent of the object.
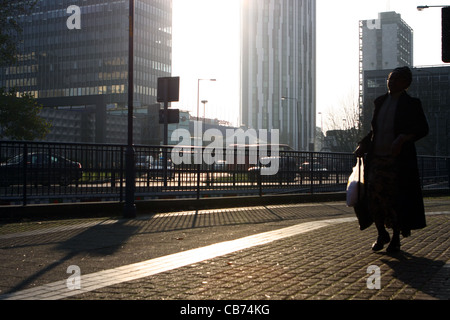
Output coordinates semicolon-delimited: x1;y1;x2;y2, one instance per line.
442;7;450;62
417;5;450;63
157;77;180;188
124;0;137;218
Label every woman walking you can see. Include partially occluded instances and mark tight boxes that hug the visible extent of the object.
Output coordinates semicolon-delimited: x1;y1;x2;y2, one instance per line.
355;66;429;253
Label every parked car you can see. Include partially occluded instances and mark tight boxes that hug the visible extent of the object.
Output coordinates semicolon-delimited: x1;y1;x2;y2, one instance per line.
212;160;227;171
0;153;82;187
137;155;174;180
135;155;152;171
248;156;298;182
298;162;329;179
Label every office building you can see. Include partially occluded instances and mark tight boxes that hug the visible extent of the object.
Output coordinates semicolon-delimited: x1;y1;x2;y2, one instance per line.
359;11;413;110
240;0;316;151
0;0;172;143
360;11;413;71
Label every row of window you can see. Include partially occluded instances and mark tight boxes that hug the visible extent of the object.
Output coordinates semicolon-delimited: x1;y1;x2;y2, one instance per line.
11;83;163;100
11;85;125;99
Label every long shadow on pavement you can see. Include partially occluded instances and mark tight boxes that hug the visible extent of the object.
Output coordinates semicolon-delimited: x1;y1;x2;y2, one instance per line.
4;220;139;294
381;251;448;299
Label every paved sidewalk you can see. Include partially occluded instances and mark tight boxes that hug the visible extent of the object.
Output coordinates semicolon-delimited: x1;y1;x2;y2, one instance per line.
0;197;449;305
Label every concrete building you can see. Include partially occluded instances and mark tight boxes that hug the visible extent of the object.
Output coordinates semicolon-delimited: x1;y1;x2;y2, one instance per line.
240;0;316;151
359;11;413;108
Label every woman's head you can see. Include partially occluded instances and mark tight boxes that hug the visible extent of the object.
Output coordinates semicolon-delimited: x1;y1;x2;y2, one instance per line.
387;66;413;94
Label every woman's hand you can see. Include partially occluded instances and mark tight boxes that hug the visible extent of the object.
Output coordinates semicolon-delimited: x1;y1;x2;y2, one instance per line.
391;134;415;156
354;144;365;157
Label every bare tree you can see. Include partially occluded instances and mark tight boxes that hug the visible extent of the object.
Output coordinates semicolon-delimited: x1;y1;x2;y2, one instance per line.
324;91;364;153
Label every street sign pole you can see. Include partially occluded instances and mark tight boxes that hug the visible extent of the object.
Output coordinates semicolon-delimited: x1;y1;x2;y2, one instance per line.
163;80;169;187
157;77;180;188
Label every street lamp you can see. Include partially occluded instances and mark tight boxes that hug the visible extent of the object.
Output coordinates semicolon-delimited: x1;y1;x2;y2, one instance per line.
197;79;216;121
123;0;136;219
318;112;323;133
201;100;208;142
196;79;216;144
201;99;210;184
201;100;208;120
417;5;448;11
417;5;450;63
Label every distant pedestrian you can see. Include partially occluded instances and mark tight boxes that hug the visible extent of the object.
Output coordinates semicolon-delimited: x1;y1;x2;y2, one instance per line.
355;66;429;253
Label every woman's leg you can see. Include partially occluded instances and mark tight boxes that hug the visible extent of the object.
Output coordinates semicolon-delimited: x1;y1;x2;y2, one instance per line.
387;228;401;253
372;221;391;251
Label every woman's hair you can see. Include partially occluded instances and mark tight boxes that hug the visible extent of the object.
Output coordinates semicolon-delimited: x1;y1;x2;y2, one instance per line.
392;66;413;88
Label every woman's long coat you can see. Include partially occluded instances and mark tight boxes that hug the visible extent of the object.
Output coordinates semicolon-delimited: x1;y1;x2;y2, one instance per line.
359;91;429;232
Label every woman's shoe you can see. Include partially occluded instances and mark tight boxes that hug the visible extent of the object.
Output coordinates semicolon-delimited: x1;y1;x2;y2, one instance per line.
372;233;391;251
401;229;411;238
386;240;401;253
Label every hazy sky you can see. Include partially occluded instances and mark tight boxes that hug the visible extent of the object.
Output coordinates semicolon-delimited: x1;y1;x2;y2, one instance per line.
172;0;448;129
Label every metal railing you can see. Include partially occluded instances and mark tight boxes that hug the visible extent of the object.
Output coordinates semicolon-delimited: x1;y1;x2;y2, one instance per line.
1;141;449;206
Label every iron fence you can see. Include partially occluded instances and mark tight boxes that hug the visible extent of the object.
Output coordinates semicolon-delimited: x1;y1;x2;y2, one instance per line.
1;141;449;206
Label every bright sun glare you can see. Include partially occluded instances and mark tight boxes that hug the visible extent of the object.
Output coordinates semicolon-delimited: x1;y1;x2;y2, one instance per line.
172;0;241;125
172;0;445;129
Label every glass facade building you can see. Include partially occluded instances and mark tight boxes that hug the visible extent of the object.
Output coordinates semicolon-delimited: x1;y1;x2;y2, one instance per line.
240;0;316;151
0;0;172;143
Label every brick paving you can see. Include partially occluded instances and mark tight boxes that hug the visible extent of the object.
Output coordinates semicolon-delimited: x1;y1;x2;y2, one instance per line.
70;213;449;301
0;197;449;305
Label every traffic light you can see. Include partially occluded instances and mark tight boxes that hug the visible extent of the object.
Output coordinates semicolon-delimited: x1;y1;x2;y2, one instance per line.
443;7;450;63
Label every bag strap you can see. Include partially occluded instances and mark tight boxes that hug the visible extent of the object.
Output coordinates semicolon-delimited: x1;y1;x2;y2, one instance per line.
357;157;363;200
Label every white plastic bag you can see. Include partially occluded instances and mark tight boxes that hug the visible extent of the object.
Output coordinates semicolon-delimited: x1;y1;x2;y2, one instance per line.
346;157;364;207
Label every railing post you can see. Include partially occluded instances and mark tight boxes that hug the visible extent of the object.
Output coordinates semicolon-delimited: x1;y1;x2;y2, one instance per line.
447;157;450;191
258;164;262;197
120;146;124;202
309;152;314;194
110;149;116;188
22;143;28;206
421;157;425;188
197;163;201;200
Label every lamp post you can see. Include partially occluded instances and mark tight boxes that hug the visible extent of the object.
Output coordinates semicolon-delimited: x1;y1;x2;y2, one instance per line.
417;5;450;63
318;111;324;150
123;0;136;219
201;99;210;185
417;5;448;11
196;79;216;144
197;79;216;119
201;99;208;135
318;112;323;133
